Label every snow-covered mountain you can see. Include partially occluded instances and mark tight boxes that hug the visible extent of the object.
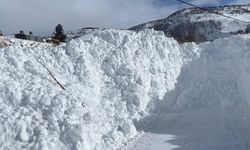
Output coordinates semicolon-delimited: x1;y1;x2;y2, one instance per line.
66;27;99;41
130;4;250;42
2;28;250;150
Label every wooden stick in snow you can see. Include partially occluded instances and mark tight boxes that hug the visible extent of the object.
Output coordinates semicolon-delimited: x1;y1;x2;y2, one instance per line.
29;49;66;90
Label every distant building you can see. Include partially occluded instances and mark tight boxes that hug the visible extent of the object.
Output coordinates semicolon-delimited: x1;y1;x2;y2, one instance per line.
15;31;45;42
15;30;26;39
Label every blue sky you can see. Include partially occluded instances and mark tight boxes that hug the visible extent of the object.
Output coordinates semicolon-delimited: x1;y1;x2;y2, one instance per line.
0;0;249;35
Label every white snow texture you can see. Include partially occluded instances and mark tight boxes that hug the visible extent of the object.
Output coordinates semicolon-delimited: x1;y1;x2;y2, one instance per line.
1;29;250;150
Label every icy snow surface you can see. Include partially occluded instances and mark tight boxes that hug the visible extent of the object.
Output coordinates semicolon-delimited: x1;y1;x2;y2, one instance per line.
1;29;250;150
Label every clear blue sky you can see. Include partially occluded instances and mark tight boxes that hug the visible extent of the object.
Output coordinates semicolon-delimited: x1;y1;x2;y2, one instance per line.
0;0;249;35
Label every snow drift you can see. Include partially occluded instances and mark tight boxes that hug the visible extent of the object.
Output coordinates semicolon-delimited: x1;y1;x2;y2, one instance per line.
128;34;250;150
0;30;184;150
1;29;250;150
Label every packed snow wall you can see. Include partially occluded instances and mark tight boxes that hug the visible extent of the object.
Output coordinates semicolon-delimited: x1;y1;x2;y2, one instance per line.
1;29;250;150
172;35;250;110
0;30;185;150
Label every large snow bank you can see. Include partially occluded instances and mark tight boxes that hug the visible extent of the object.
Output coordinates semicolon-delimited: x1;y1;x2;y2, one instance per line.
1;29;250;150
173;35;250;109
0;30;185;150
128;34;250;150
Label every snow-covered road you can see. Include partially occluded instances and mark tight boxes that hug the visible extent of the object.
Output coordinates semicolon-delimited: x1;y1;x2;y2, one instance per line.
126;133;178;150
126;108;248;150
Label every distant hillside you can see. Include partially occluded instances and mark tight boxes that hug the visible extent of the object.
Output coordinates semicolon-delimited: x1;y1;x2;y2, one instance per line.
66;27;99;41
129;4;250;43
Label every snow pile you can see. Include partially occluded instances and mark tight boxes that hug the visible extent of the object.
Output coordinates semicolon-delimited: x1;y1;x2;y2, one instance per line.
128;34;250;150
0;29;185;150
1;29;250;150
173;35;250;109
0;36;12;48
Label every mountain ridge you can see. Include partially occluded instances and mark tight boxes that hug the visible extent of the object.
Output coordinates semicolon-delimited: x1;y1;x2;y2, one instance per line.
129;4;250;43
